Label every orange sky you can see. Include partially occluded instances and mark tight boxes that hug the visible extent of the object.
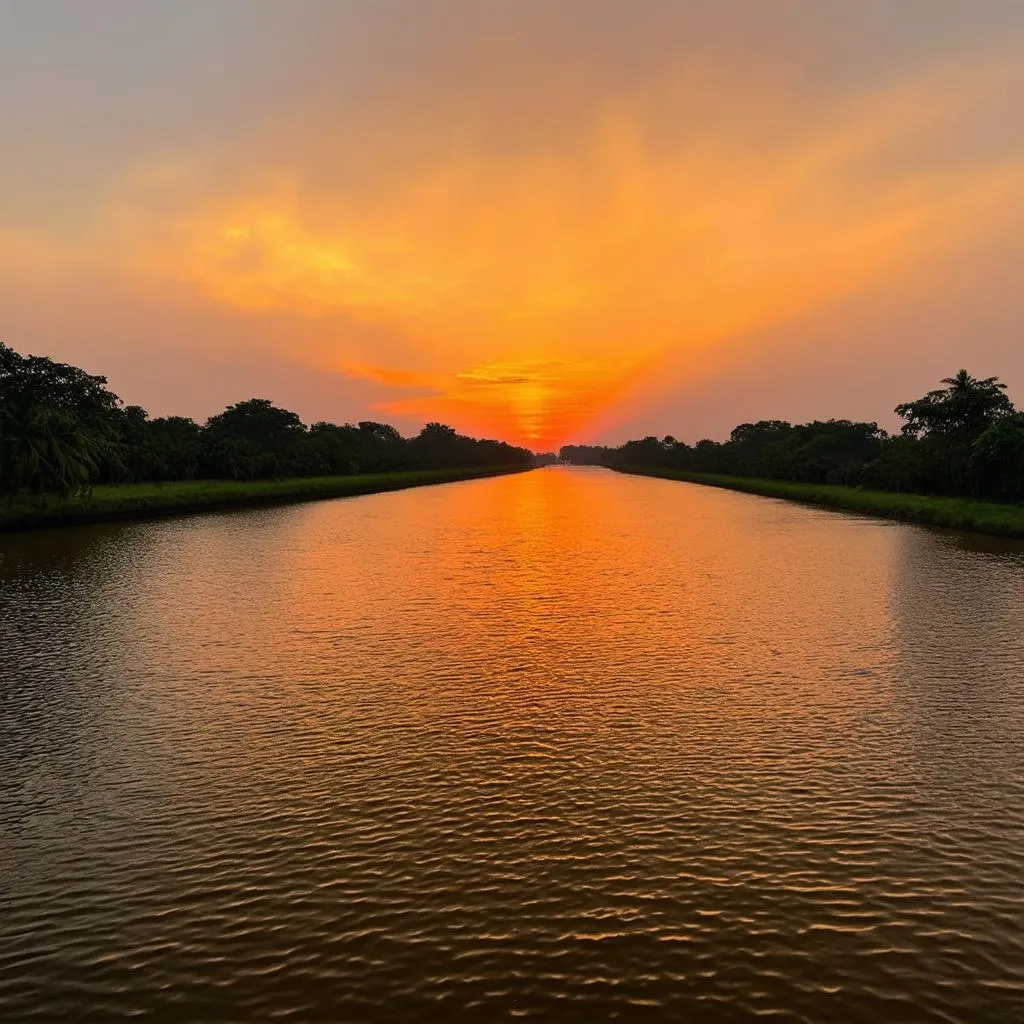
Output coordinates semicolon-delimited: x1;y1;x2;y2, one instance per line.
2;1;1024;449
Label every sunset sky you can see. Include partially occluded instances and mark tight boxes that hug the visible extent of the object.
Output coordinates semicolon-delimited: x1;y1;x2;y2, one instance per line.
3;0;1024;450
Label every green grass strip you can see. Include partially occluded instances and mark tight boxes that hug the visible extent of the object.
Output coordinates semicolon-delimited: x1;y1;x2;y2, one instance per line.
0;465;531;533
611;466;1024;540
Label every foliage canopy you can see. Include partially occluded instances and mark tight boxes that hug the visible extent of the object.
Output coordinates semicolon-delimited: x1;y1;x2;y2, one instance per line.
0;341;535;500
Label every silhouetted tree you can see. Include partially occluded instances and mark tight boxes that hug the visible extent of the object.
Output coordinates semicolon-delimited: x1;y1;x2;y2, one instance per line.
607;370;1020;505
1;342;114;498
148;417;202;481
970;414;1024;503
1;341;534;496
201;399;308;479
559;444;611;465
0;397;98;499
895;370;1014;493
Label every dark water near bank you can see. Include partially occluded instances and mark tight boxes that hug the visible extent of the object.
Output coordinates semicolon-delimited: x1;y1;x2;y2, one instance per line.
2;467;1023;1022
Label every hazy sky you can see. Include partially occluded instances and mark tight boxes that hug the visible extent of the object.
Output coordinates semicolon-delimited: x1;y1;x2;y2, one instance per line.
3;1;1024;449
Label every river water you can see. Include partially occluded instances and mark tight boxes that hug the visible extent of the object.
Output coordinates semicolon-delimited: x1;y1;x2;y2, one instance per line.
1;467;1022;1022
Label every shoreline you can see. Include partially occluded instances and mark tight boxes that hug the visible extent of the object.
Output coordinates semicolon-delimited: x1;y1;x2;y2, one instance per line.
609;466;1024;540
0;465;531;534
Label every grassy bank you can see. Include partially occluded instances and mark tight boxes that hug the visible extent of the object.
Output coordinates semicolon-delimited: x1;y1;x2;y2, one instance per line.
0;465;530;533
611;466;1024;539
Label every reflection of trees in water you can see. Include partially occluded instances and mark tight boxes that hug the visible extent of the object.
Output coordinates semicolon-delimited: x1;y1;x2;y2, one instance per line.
1;505;321;877
0;521;174;840
1;521;143;688
885;526;1024;1001
887;526;1024;784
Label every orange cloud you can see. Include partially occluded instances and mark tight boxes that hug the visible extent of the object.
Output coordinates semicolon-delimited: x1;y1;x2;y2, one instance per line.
8;18;1024;447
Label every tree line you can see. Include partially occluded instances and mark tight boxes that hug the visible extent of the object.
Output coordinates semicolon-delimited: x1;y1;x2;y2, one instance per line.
0;342;535;499
562;370;1024;504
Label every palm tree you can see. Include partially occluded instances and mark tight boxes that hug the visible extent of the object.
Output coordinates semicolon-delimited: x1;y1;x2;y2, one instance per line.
938;370;1013;443
1;399;98;500
895;370;1015;493
897;370;1013;442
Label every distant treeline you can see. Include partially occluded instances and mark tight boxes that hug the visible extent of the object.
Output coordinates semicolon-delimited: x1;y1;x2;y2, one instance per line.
562;370;1024;504
0;342;535;499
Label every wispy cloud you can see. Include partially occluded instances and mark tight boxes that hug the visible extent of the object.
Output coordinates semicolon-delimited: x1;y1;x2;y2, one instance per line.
3;2;1024;443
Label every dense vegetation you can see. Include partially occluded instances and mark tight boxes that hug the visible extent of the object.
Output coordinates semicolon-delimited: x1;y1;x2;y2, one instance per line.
0;342;534;501
564;371;1024;505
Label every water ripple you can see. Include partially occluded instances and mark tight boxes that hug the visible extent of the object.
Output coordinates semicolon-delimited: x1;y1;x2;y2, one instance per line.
1;468;1023;1021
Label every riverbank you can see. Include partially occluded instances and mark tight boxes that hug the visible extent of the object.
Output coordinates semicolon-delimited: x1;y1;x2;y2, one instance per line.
0;465;531;533
610;466;1024;539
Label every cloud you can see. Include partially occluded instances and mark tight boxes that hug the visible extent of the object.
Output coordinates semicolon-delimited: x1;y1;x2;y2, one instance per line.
3;1;1024;445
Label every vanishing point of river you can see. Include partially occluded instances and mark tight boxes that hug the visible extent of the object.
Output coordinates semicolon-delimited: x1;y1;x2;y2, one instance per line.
2;467;1022;1022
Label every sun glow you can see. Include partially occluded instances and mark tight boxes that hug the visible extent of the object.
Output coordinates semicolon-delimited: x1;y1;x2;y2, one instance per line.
157;68;1024;448
6;4;1024;446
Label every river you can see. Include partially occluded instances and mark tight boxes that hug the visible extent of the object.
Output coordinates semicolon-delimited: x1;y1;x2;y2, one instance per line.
2;467;1022;1021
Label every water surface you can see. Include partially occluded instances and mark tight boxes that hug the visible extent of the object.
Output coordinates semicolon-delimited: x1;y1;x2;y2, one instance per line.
2;467;1023;1021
